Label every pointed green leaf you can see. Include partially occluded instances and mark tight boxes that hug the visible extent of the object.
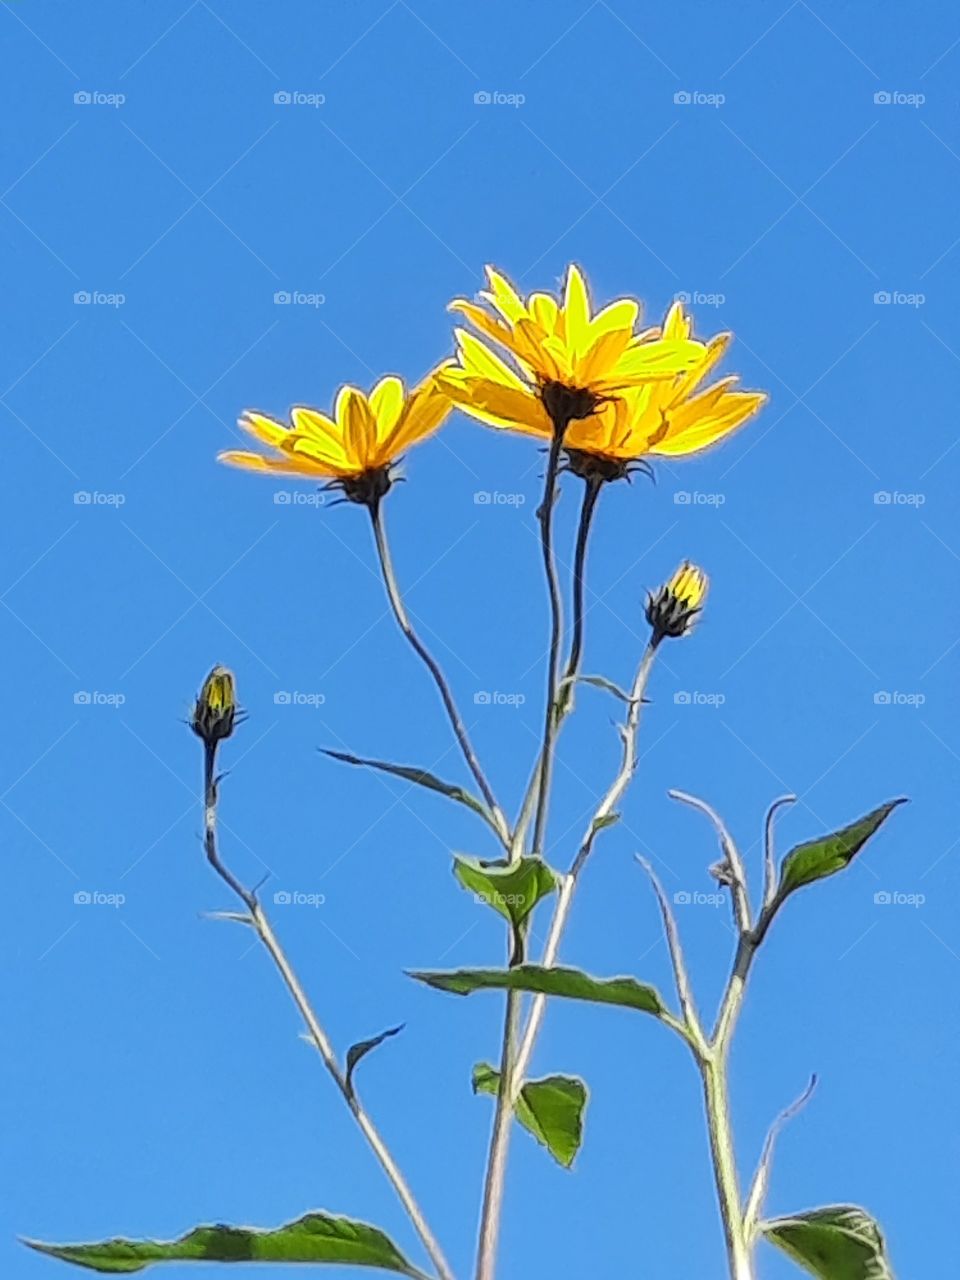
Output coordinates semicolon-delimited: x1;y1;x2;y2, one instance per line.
453;856;558;931
23;1212;430;1276
577;674;634;703
590;812;620;835
322;750;500;838
409;964;665;1016
345;1025;404;1101
776;799;907;901
473;1063;587;1168
762;1205;894;1280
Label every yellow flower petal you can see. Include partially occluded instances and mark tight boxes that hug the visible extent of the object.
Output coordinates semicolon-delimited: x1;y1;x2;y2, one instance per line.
218;449;338;478
369;376;405;439
648;392;767;456
482;266;526;323
562;264;591;357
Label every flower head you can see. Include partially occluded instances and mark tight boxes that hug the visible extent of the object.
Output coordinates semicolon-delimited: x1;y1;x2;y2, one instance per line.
219;374;451;505
646;562;708;641
564;303;766;481
439;265;706;435
192;665;237;747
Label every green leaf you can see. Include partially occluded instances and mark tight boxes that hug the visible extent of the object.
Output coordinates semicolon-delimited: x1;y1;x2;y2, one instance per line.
409;964;665;1016
473;1063;587;1168
23;1212;430;1276
775;800;907;901
322;750;500;838
453;856;557;931
577;674;634;703
762;1205;894;1280
345;1025;404;1101
590;812;620;835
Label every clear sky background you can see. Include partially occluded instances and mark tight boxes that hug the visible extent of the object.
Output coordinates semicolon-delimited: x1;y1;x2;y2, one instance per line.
2;2;958;1278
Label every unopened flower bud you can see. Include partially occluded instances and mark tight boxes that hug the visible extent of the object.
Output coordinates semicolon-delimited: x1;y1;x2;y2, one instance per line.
646;562;708;641
192;665;237;747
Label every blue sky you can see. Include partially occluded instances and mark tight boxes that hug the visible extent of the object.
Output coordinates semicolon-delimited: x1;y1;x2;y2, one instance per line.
2;1;958;1277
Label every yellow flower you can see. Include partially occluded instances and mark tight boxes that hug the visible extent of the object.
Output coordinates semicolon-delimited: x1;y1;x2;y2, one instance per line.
438;264;706;434
646;562;708;640
192;665;237;746
219;374;451;505
564;302;766;479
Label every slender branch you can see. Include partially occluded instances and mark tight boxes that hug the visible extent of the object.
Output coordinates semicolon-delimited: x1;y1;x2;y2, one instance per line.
511;478;603;858
762;794;796;908
203;746;455;1280
510;639;660;1098
669;790;752;935
369;498;508;847
702;1057;754;1280
635;855;708;1059
474;988;521;1280
530;428;568;858
563;475;603;691
743;1076;817;1240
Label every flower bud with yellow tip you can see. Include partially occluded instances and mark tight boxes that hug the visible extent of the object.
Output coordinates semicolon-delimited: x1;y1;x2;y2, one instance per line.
645;562;708;642
191;665;237;748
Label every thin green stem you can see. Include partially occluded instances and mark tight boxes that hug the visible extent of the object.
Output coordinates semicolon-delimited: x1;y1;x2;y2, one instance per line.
511;473;602;858
702;1055;753;1280
563;475;602;691
511;639;660;1097
369;499;508;846
203;745;455;1280
530;427;568;858
474;987;521;1280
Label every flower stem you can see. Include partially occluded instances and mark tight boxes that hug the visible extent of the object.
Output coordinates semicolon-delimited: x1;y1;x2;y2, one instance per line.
203;745;455;1280
702;1052;753;1280
474;986;521;1280
369;498;508;846
563;474;603;690
530;427;568;858
510;639;659;1094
